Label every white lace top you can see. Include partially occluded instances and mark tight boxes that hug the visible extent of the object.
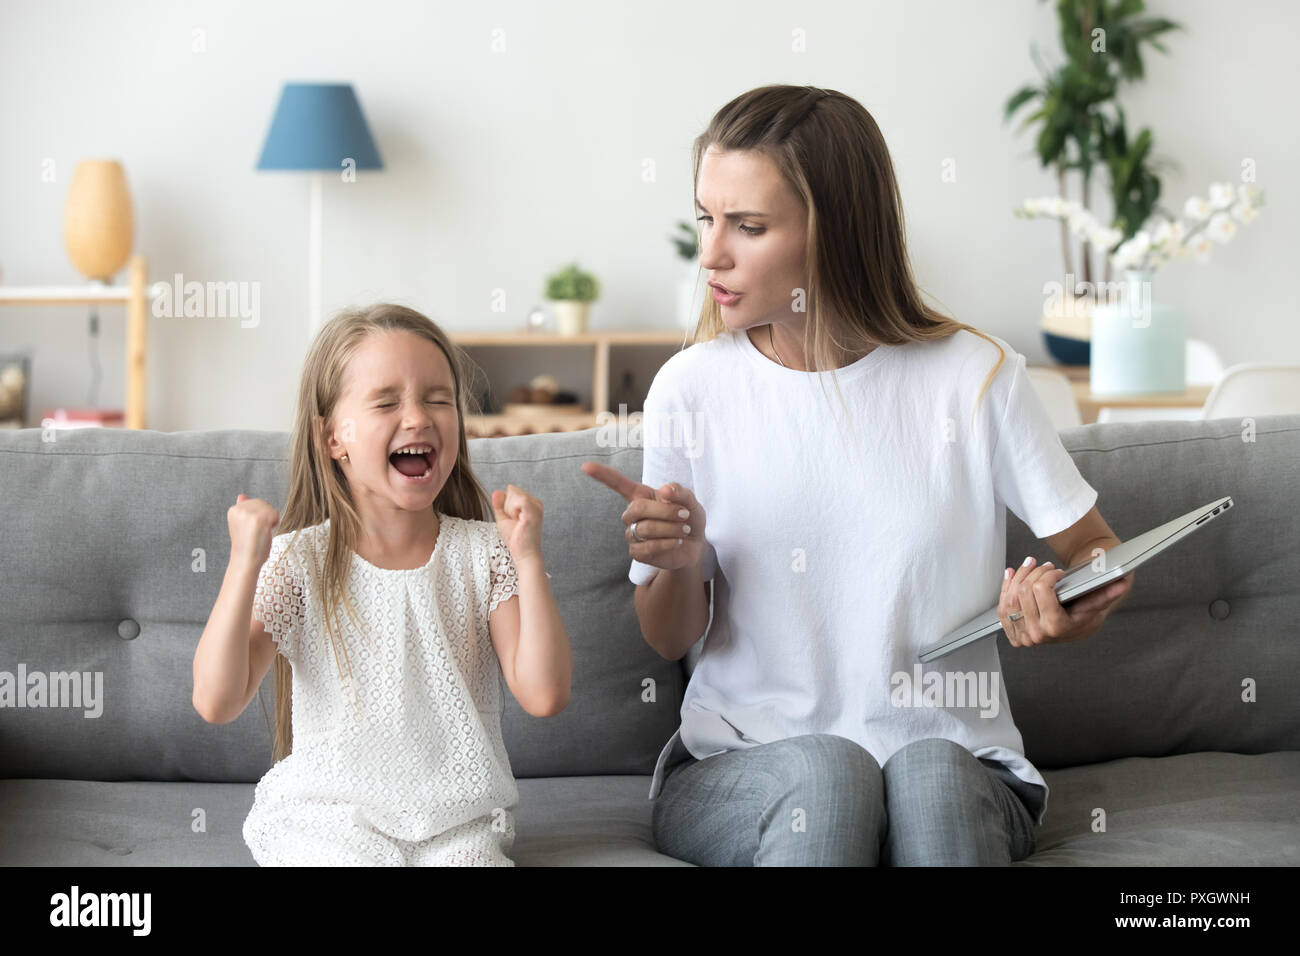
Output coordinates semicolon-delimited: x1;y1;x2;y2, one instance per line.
242;513;522;866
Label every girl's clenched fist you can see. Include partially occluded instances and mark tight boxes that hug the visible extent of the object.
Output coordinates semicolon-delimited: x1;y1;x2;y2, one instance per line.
228;493;280;568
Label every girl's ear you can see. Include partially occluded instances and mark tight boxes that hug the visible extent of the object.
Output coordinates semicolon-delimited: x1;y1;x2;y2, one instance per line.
316;415;335;456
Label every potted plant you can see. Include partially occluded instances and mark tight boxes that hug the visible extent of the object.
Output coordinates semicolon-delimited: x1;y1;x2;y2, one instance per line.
1004;0;1182;365
544;262;600;336
669;220;707;329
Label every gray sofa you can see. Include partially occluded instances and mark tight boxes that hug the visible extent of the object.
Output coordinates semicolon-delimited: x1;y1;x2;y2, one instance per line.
2;415;1298;866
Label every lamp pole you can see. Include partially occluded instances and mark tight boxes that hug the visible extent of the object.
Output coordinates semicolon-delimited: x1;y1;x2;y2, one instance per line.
308;171;323;335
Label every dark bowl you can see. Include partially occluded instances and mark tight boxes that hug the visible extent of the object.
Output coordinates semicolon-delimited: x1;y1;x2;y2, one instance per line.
1043;331;1090;367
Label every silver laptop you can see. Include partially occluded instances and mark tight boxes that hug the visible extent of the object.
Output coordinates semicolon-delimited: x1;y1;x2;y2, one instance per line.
918;496;1234;663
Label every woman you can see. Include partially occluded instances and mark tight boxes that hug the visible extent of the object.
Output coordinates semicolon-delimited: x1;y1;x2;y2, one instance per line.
583;85;1133;866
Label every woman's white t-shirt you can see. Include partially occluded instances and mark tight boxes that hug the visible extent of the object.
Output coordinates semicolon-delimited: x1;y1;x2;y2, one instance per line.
630;328;1097;825
243;513;522;865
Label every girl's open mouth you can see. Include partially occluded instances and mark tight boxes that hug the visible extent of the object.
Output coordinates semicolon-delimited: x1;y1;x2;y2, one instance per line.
389;448;436;484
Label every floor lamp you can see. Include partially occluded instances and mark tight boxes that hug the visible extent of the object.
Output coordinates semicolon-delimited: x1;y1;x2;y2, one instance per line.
256;83;383;335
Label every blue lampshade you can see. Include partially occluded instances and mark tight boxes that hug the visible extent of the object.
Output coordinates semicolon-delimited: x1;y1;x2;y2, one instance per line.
256;83;383;171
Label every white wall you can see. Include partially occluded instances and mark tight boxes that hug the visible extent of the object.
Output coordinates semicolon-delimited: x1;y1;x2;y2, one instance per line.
1;0;1295;431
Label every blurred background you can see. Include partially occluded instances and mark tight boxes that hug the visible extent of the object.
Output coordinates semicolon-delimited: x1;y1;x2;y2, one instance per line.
0;0;1294;433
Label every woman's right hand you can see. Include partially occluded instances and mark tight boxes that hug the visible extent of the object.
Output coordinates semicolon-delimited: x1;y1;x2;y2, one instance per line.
582;462;706;572
228;493;280;568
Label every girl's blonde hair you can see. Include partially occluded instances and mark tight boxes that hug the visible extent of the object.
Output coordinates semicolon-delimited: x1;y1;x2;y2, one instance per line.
684;85;1006;435
260;303;490;764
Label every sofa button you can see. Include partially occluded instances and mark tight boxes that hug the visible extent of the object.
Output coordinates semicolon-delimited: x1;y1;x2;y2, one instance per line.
117;619;140;640
1209;599;1230;620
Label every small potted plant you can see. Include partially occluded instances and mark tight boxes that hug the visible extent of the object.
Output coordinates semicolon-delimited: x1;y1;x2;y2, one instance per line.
544;262;600;336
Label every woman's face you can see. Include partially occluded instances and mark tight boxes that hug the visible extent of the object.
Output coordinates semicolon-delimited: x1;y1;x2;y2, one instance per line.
695;145;809;333
327;330;461;518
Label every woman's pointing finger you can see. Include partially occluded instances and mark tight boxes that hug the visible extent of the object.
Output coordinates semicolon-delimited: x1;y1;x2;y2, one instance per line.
581;461;655;502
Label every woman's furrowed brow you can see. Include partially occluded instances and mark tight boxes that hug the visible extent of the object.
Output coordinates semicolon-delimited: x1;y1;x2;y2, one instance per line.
694;200;769;219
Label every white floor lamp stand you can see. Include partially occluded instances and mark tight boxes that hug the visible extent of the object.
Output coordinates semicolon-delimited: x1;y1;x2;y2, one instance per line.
308;172;323;336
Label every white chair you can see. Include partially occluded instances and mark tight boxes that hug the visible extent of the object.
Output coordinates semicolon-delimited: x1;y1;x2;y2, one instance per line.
1026;367;1082;430
1096;338;1226;424
1199;363;1300;419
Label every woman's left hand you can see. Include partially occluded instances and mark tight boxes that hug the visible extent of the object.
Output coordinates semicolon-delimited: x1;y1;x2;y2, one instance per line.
999;556;1134;647
492;484;544;565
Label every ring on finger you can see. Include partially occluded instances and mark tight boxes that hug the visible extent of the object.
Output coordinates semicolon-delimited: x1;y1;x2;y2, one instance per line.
1009;611;1024;623
630;521;645;543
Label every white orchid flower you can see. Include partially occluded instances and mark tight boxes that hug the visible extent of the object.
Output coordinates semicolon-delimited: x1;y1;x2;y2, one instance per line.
1208;182;1236;209
1230;201;1258;224
1019;178;1259;278
1090;226;1123;250
1112;233;1148;270
1206;213;1237;243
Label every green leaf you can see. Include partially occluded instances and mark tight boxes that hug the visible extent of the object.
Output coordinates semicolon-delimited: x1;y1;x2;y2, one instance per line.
1004;85;1041;121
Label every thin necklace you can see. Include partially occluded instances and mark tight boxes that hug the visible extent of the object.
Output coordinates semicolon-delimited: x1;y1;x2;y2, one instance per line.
769;324;789;369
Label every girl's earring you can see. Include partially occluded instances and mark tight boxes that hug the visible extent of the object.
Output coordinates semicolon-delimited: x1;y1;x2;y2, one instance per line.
341;453;349;463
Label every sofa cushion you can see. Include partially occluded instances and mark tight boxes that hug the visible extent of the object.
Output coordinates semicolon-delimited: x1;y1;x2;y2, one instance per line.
2;415;1298;784
999;415;1300;769
0;776;689;866
1022;750;1300;865
0;425;683;782
466;429;684;776
1;427;297;783
5;751;1295;865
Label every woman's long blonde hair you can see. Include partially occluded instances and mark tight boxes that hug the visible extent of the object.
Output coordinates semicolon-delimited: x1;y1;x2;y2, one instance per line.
259;303;491;763
684;85;1006;434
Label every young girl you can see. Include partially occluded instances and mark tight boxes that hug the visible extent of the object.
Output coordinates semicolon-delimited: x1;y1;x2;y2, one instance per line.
192;303;571;866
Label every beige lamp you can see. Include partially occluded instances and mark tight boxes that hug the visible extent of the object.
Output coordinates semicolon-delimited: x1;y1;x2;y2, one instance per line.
64;160;134;281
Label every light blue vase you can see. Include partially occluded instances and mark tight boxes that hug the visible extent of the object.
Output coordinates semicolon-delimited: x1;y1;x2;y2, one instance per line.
1089;269;1187;396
